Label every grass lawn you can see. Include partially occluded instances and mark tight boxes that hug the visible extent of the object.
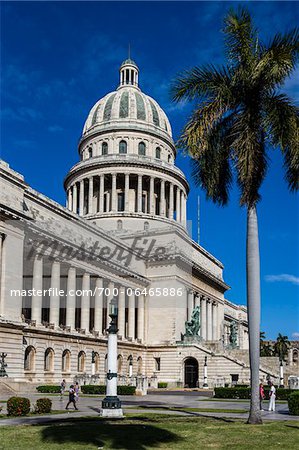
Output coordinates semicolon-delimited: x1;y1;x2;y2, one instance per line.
0;414;298;449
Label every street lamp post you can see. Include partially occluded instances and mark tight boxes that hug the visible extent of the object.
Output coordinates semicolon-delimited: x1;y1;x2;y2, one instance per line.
203;356;208;388
101;297;123;417
279;359;284;388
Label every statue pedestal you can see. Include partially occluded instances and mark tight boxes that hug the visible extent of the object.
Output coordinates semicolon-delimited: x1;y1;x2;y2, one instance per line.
179;335;202;345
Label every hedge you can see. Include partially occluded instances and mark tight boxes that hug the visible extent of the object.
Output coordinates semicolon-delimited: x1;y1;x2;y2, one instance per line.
288;391;299;415
80;385;136;395
7;397;31;416
158;382;168;389
36;385;61;393
214;387;296;400
35;398;52;414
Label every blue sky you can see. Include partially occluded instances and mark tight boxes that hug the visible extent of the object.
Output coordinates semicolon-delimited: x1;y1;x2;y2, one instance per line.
1;1;298;340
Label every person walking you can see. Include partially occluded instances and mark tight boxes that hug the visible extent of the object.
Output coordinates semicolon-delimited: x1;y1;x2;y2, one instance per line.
74;381;80;403
259;383;265;411
65;385;78;410
268;382;276;412
60;379;66;401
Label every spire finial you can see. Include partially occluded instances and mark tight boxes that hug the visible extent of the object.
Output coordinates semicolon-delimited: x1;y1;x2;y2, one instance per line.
128;43;131;60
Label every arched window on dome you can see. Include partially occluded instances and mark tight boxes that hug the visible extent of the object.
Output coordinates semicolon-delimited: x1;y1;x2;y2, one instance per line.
138;142;146;156
168;154;172;163
155;147;161;159
102;142;108;155
88;147;93;158
119;140;127;154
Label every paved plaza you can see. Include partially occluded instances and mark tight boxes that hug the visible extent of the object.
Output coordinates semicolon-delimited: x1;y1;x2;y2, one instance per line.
0;391;298;426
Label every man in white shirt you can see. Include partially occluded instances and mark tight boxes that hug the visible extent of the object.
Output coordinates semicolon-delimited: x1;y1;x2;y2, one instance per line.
268;382;276;412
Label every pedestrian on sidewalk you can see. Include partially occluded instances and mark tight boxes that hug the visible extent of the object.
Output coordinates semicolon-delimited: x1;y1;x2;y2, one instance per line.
60;379;66;401
65;385;78;410
268;382;276;412
74;381;80;403
259;383;265;411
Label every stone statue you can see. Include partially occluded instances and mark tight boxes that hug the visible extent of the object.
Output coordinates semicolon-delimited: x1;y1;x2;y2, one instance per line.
229;321;238;348
184;306;200;336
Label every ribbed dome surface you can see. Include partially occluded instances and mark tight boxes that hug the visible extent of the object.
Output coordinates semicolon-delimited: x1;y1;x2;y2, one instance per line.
82;87;172;138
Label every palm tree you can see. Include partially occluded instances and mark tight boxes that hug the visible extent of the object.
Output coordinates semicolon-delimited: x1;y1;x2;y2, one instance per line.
171;7;299;424
274;333;290;361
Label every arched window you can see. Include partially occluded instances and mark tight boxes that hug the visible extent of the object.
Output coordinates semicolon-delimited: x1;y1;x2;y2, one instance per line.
155;147;161;159
102;142;108;155
44;348;54;372
144;221;149;231
138;142;146;156
117;354;123;373
24;346;35;371
62;349;71;372
119;140;127;154
92;351;100;373
88;147;93;158
77;351;86;372
137;356;143;375
128;355;133;377
168;154;171;163
117;219;123;231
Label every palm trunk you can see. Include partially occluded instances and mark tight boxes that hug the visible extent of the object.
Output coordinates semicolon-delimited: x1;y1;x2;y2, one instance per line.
246;206;262;424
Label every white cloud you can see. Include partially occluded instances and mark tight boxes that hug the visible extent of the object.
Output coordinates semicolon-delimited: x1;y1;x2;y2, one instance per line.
292;332;299;339
265;274;299;285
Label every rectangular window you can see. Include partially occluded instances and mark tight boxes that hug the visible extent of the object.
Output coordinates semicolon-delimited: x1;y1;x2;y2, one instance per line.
118;192;125;212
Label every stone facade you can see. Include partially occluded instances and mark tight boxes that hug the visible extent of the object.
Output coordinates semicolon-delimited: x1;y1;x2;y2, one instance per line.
0;60;279;390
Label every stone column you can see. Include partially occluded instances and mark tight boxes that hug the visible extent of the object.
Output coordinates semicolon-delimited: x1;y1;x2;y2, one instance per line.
72;183;77;213
31;254;43;324
118;288;125;338
49;261;60;327
66;267;76;330
111;174;117;212
187;290;194;321
79;180;84;216
169;182;174;219
128;292;135;339
94;277;103;333
137;294;144;342
100;175;104;213
137;175;142;212
67;189;72;211
149;176;155;215
125;174;130;212
212;302;218;341
201;296;207;340
181;191;186;226
106;282;114;327
160;179;165;216
207;299;212;340
81;273;90;332
88;177;93;214
176;187;181;222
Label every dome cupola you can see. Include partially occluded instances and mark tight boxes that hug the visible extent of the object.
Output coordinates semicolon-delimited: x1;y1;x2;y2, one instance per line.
119;59;139;88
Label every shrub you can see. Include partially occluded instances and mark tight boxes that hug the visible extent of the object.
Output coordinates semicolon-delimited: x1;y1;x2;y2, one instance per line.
7;397;30;416
35;398;52;414
288;391;299;415
36;385;61;393
158;382;168;389
214;386;296;400
80;385;136;395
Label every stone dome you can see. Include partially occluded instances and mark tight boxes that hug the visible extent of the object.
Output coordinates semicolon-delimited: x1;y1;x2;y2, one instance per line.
82;60;172;141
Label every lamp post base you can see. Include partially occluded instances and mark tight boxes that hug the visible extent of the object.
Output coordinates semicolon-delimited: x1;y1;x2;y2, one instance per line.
100;407;123;418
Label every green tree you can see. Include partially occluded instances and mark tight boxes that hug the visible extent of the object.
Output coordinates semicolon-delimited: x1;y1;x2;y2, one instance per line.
171;8;299;424
274;333;290;361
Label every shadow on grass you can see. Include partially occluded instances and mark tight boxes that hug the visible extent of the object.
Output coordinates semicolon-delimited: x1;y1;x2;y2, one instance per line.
41;416;182;449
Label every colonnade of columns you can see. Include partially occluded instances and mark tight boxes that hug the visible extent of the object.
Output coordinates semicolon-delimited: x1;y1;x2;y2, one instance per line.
66;173;187;225
187;290;222;341
30;255;145;342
